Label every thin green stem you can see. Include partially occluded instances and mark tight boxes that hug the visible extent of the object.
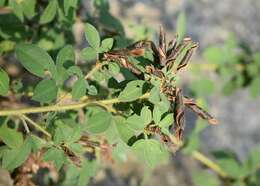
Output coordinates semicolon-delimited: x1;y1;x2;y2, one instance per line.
20;115;51;138
0;93;150;116
0;102;89;116
192;150;229;178
84;62;106;80
20;117;30;134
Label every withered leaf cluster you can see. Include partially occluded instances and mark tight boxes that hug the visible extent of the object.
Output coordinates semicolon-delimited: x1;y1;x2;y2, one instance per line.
103;27;218;147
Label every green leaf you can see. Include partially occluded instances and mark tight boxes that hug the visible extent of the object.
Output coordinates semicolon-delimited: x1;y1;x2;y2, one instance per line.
54;123;81;145
28;134;45;152
153;105;161;124
56;45;75;65
62;164;80;186
32;79;58;103
43;147;65;171
40;0;58;24
112;141;129;162
72;78;87;100
126;114;145;132
64;0;78;15
114;116;134;144
68;143;84;154
56;45;75;85
2;137;32;171
118;80;145;102
87;85;98;95
0;68;9;96
149;86;160;104
212;151;242;178
21;0;36;19
86;111;112;134
176;11;186;44
141;106;152;125
0;0;5;6
132;139;169;168
67;66;84;78
80;47;97;61
0;126;23;149
85;23;100;50
78;160;98;186
105;116;134;144
249;77;260;98
0;40;15;54
108;63;120;76
192;170;220;186
158;93;171;113
9;0;24;22
203;47;224;64
16;44;56;77
246;148;260;173
99;38;114;52
158;114;173;128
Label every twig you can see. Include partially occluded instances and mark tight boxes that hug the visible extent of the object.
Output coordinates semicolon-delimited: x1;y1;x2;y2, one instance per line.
84;62;104;80
20;115;51;138
0;93;150;116
21;117;30;134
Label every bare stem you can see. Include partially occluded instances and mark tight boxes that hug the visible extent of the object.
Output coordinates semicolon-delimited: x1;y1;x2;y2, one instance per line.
20;115;52;138
192;150;229;178
84;62;105;80
20;117;30;134
0;93;150;116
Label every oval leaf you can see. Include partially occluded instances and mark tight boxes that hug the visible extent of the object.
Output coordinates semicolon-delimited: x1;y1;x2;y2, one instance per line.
80;47;97;61
85;23;100;50
153;105;162;124
132;139;169;168
16;44;56;77
86;111;112;134
32;79;58;103
0;68;9;96
2;137;32;171
72;78;87;100
43;147;65;171
0;126;23;149
159;114;174;128
118;80;145;102
126;114;145;132
99;38;114;53
141;106;152;125
40;0;57;24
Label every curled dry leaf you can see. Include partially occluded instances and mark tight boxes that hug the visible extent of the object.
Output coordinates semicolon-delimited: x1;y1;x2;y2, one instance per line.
102;27;218;145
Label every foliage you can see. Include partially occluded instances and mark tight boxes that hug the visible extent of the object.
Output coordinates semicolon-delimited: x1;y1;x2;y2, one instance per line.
0;0;259;186
203;34;260;97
